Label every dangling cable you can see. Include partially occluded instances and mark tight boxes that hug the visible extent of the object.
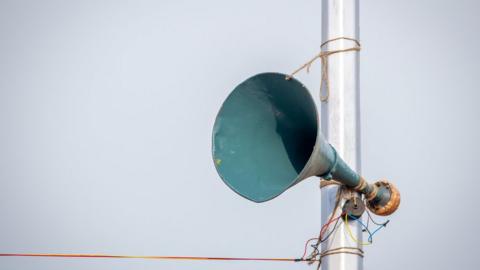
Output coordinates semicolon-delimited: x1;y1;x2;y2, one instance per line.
319;214;342;242
301;238;320;259
344;214;372;246
364;207;390;242
366;208;390;226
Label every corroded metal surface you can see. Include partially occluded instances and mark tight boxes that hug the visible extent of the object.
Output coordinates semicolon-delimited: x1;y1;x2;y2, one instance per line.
366;181;401;216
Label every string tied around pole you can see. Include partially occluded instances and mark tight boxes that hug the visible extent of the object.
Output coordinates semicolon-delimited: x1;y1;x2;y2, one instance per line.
285;37;361;102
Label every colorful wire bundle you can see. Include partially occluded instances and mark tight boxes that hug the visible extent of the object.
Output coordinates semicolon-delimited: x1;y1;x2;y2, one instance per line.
345;214;373;245
0;192;390;266
345;212;390;245
302;202;391;260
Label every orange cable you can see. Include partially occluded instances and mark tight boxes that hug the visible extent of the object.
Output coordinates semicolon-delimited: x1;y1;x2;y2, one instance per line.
0;253;318;262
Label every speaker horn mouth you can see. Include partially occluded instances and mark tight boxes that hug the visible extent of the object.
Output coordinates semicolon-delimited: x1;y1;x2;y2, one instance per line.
212;73;319;202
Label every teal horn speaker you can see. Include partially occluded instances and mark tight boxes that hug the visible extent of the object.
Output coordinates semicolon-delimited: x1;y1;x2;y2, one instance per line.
212;73;400;216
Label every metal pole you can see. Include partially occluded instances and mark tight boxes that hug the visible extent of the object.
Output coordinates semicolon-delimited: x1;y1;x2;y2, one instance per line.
320;0;363;270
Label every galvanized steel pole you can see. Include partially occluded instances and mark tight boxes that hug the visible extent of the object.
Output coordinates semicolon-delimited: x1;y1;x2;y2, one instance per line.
320;0;363;270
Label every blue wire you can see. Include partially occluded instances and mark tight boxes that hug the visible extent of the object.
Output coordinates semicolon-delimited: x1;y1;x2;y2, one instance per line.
347;214;373;243
347;214;388;243
367;219;389;242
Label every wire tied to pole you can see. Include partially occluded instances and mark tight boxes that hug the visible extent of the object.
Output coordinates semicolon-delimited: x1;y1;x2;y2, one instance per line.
321;247;364;258
285;37;361;102
310;247;364;270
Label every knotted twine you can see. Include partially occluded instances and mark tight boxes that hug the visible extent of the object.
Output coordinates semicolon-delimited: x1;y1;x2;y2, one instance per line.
285;37;361;102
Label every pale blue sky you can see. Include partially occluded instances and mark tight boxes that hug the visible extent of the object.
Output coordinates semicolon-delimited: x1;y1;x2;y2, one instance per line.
1;1;479;269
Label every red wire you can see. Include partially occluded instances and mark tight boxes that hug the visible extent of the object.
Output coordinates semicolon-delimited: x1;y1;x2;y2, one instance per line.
301;238;319;258
301;212;344;259
319;214;343;239
0;218;347;263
